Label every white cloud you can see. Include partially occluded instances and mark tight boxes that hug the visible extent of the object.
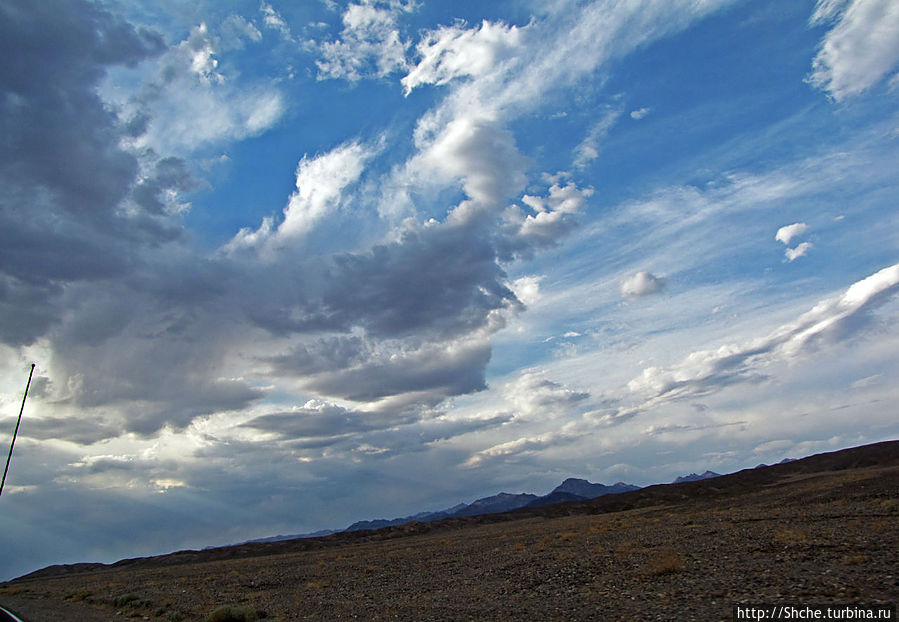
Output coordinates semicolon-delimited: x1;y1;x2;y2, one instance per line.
402;20;524;95
574;103;624;168
503;372;589;420
775;221;808;245
509;275;543;306
620;271;666;298
463;431;568;467
260;1;293;40
485;0;736;114
809;0;899;100
185;23;224;84
785;241;813;262
113;23;285;156
627;263;899;402
316;1;414;81
279;142;372;239
500;182;594;258
629;107;652;120
413;116;530;209
221;15;262;47
226;141;374;252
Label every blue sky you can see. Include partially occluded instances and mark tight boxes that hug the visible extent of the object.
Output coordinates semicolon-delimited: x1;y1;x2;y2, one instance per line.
1;0;898;580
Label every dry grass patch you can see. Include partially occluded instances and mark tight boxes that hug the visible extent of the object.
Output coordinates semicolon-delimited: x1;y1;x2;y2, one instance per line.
63;589;93;602
643;550;686;577
614;541;636;558
0;586;30;596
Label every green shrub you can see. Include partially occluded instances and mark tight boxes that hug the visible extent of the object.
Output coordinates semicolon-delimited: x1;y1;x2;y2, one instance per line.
205;604;260;622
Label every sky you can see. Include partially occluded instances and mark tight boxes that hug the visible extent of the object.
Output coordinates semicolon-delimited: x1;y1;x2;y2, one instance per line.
1;0;898;580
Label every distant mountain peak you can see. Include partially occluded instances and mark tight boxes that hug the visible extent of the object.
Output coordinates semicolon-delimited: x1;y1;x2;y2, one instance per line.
552;478;640;498
672;470;722;484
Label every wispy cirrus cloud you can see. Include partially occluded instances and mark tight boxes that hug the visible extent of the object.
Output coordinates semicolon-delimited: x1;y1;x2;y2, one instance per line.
466;263;899;467
401;19;524;95
626;263;899;403
114;22;286;156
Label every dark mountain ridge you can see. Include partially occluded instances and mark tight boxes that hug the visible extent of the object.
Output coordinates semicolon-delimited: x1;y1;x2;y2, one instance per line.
672;470;721;484
13;440;897;583
242;480;639;543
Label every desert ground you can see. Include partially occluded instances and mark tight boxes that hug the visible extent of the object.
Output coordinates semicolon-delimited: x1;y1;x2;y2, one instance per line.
1;441;897;621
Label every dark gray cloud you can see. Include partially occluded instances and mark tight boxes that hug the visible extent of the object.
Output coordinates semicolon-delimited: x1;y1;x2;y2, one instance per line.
132;157;200;215
303;339;492;402
241;403;417;442
247;219;520;340
246;214;528;407
0;0;167;344
265;336;369;375
19;416;121;446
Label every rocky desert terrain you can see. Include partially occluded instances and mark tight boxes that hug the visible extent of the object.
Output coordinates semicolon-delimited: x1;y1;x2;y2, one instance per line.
1;441;897;621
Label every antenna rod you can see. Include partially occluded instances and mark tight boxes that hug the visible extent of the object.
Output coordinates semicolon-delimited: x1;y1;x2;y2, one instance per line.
1;363;36;499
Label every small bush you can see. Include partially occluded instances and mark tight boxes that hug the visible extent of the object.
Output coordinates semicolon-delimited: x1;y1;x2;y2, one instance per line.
206;604;261;622
165;611;184;622
643;551;686;577
64;589;93;602
113;593;150;608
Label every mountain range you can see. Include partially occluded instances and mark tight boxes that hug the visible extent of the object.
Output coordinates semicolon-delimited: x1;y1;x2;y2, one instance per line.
236;477;659;546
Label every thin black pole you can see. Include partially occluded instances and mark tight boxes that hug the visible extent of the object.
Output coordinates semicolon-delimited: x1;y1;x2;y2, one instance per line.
0;363;35;499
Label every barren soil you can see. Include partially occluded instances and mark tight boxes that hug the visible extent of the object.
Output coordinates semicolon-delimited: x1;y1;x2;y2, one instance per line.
2;442;897;621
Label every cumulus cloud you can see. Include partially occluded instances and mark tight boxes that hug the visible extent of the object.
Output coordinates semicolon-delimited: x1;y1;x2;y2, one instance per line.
630;107;652;120
500;182;594;259
775;222;808;245
503;372;589;420
413;116;530;209
776;222;812;261
808;0;899;100
279;141;372;238
620;271;666;298
228;141;374;252
316;0;414;81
